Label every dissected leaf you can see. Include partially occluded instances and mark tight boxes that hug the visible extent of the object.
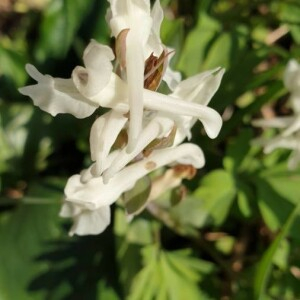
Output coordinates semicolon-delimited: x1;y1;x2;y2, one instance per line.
128;245;214;300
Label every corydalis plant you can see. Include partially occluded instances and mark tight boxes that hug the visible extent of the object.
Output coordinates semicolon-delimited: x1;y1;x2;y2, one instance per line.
19;0;225;236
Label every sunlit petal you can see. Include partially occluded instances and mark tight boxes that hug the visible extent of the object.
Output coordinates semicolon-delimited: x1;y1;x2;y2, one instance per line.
252;116;295;129
284;59;300;93
90;110;128;175
144;90;222;139
19;64;98;118
72;41;115;98
126;31;145;152
103;116;174;182
282;116;300;136
264;136;298;153
69;205;111;236
65;143;204;210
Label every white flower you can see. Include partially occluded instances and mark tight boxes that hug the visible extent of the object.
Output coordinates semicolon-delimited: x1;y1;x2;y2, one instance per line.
252;59;300;169
171;67;225;144
20;39;224;152
60;143;205;235
253;133;300;170
85;66;224;183
20;41;222;132
89;68;224;182
284;59;300;113
90;110;128;175
59;202;110;236
106;0;181;151
18;64;98;118
19;0;226;237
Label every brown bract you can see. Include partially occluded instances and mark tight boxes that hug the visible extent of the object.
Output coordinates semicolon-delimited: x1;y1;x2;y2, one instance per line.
143;125;177;157
173;164;197;180
144;50;169;91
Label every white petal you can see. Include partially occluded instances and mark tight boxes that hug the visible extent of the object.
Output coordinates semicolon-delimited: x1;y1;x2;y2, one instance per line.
65;160;137;209
163;65;182;91
59;202;81;218
172;67;225;106
90;72;222;139
19;64;98;118
144;90;222;139
151;0;163;38
144;0;164;57
126;30;145;152
69;205;111;236
81;150;122;182
89;73;129;112
284;59;300;92
83;40;115;69
282;116;300;136
65;143;204;210
90;110;127;175
108;0;152;39
252;116;295;128
72;41;115;98
264;137;298;153
103;116;174;182
289;93;300;114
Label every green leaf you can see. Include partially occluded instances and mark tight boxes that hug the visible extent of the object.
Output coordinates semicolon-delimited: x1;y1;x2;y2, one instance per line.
35;0;95;61
128;246;213;300
0;104;34;174
171;170;236;228
0;177;122;299
256;177;294;231
127;219;154;245
0;180;63;300
0;43;27;87
193;170;236;226
254;200;300;300
161;17;184;65
277;2;300;44
202;25;249;70
177;13;221;76
261;166;300;205
237;181;253;218
223;128;255;173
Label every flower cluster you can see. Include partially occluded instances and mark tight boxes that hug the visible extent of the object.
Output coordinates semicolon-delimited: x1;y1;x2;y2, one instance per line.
19;0;224;235
253;59;300;169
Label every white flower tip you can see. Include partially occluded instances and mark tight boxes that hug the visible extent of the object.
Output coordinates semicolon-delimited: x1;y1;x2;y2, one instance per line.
126;137;138;153
24;63;49;83
217;67;226;77
287;59;299;71
203;109;223;139
18;86;28;96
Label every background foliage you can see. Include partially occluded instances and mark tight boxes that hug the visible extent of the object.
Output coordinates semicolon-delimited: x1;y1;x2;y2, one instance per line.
1;0;300;299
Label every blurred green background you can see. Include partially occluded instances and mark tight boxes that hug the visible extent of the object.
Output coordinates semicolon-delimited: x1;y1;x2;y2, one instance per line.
1;0;300;299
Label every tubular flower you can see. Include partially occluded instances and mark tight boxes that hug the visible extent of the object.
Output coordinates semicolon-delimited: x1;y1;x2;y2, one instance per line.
60;143;205;236
20;39;223;147
107;0;181;151
252;59;300;169
19;0;225;236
